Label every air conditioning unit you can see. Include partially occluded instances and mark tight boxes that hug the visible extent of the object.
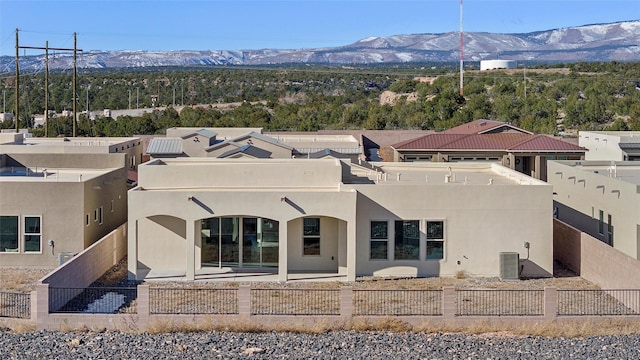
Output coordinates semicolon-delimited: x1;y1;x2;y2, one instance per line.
58;252;76;266
499;252;520;280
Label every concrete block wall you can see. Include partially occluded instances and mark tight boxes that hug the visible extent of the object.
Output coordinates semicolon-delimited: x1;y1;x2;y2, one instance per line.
41;223;127;288
554;218;640;289
553;219;582;273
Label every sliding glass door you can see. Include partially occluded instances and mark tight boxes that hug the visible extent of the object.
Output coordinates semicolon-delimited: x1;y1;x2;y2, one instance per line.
201;217;278;268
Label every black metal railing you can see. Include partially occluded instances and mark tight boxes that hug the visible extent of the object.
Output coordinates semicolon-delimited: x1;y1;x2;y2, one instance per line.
558;289;640;316
251;288;340;315
49;287;137;314
0;291;30;319
353;289;442;316
150;288;238;314
456;289;544;316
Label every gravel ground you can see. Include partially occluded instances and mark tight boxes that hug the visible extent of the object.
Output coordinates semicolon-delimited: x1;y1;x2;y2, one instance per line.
1;330;639;359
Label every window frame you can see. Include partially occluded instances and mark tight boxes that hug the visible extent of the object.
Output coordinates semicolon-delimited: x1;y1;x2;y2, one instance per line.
0;215;20;253
302;218;321;256
98;206;104;225
393;220;420;261
369;220;389;261
425;220;445;261
23;215;42;254
598;210;604;235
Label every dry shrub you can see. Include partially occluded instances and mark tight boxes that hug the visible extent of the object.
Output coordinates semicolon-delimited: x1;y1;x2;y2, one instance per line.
351;317;413;332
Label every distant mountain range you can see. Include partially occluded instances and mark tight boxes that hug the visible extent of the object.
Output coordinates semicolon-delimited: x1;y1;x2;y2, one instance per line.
2;20;639;71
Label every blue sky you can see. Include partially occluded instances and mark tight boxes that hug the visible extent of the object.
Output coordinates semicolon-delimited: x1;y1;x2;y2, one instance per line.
1;0;638;56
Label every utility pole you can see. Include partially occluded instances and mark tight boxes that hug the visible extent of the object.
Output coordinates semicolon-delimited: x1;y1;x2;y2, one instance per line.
128;90;131;109
15;29;19;132
136;87;139;109
45;41;49;137
73;32;77;136
19;34;82;136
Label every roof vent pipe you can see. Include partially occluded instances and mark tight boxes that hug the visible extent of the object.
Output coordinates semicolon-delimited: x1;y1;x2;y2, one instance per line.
397;173;401;181
488;178;493;185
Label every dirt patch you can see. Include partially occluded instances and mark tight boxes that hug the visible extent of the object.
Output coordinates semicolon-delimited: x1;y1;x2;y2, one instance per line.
0;268;52;292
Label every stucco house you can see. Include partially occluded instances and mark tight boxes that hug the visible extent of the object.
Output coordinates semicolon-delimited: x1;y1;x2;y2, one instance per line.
548;160;640;259
579;131;640;161
391;120;585;180
128;157;553;282
0;132;138;267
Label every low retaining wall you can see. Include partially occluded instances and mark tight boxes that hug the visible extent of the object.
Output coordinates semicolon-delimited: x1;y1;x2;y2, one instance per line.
36;223;127;329
554;219;640;289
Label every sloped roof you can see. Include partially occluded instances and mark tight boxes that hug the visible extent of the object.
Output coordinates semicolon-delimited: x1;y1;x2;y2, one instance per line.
218;144;272;159
307;148;350;159
443;119;532;135
231;131;294;150
392;133;585;153
180;128;217;139
147;138;183;155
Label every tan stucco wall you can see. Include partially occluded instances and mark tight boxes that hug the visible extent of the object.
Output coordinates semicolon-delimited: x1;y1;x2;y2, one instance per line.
287;217;340;272
548;160;639;259
0;168;128;268
351;183;553;278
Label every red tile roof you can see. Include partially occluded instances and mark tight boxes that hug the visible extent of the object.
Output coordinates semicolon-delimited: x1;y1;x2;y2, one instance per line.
392;133;585;152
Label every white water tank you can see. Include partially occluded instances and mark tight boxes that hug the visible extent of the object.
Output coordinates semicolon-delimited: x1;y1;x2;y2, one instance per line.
481;60;517;71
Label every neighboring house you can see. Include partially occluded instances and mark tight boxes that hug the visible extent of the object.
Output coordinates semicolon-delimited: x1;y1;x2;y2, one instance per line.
0;132;138;268
548;160;640;259
0;132;144;171
390;120;585;180
0;152;128;268
267;129;429;162
128;158;552;282
269;134;362;162
579;131;640;161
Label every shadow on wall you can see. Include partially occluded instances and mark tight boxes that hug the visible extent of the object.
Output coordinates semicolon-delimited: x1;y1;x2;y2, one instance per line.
519;259;552;278
149;215;186;238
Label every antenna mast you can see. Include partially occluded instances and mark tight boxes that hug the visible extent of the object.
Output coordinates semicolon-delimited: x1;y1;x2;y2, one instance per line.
459;0;464;96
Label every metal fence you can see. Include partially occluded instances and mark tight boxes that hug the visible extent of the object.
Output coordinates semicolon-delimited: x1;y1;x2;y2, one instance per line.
353;289;442;316
251;288;340;315
456;290;545;316
558;289;640;316
49;287;137;314
150;288;238;314
0;291;30;319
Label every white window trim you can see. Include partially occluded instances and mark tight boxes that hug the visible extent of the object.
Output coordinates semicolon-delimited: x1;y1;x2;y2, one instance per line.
0;214;20;254
302;218;321;257
86;213;91;227
23;215;43;254
369;220;389;261
425;219;446;261
99;206;104;225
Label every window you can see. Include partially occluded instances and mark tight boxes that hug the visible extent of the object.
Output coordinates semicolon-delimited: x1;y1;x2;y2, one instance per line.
94;209;98;222
85;214;90;227
607;214;613;245
426;221;444;260
24;216;41;253
598;210;604;235
394;220;419;260
370;221;388;260
0;216;19;253
110;200;114;213
303;218;320;256
98;206;104;225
